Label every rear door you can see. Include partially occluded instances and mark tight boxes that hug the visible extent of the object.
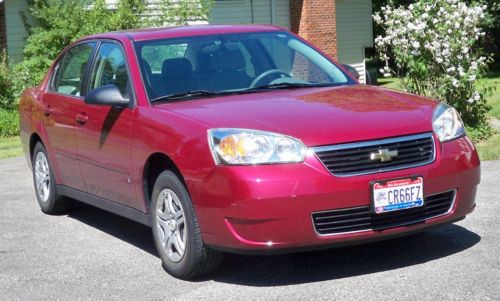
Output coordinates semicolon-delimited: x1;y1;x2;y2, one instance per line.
75;41;137;208
42;42;96;191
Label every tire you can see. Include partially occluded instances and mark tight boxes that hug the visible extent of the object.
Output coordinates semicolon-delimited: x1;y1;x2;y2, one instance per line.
32;142;73;214
151;170;223;280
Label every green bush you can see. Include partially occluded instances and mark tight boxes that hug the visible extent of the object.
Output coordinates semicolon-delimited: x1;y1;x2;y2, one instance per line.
0;109;19;137
0;51;16;111
374;0;494;139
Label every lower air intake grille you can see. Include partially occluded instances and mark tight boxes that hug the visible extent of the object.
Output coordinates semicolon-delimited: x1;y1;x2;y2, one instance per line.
312;190;455;235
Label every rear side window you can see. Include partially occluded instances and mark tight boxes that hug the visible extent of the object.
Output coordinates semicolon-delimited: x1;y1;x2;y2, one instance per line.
89;42;130;97
52;43;95;96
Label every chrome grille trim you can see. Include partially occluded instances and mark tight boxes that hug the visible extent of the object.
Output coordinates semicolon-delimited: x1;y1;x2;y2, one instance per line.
312;133;436;177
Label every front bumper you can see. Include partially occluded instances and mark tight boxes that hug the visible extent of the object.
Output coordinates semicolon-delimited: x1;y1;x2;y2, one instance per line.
191;135;480;253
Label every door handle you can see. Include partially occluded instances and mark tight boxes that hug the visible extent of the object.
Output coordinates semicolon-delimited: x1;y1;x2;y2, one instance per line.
43;106;53;116
76;113;88;125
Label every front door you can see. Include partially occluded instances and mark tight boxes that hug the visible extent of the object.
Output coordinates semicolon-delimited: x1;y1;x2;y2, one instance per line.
42;42;96;191
75;41;137;208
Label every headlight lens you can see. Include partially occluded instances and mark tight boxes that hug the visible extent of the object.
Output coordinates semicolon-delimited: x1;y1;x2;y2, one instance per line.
432;103;465;142
209;129;306;165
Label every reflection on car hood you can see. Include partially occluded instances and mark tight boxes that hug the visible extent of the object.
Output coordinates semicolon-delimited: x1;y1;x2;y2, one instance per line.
155;85;439;146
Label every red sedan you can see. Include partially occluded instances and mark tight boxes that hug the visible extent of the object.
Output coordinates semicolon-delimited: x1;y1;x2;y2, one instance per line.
19;25;479;279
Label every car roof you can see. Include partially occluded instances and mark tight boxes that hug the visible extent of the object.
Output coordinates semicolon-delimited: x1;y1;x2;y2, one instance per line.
84;24;283;42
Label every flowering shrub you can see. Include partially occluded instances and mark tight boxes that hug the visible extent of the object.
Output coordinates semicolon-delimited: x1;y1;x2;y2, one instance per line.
374;0;493;137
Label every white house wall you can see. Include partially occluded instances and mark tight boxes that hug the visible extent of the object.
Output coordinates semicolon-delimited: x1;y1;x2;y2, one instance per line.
4;0;30;62
335;0;373;83
210;0;290;29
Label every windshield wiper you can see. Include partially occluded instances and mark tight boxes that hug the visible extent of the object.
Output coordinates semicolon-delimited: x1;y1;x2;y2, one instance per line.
150;90;223;103
247;82;336;91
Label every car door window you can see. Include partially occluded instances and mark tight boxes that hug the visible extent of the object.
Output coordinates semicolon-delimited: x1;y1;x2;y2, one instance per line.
90;42;130;97
53;43;95;96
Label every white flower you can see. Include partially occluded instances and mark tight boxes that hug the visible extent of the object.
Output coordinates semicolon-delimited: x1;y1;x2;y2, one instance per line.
452;78;459;87
468;74;476;81
473;91;480;101
412;41;420;49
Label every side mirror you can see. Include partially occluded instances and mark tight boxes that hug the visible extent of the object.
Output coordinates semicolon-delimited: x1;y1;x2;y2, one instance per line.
341;64;360;80
85;84;130;107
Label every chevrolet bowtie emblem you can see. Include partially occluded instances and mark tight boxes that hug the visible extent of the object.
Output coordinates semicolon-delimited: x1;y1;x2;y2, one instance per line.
369;149;398;162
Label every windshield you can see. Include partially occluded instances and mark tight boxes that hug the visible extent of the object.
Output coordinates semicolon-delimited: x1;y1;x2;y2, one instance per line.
134;31;355;102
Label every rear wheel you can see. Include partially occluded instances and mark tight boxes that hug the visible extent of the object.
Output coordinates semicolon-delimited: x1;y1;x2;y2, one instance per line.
32;142;72;214
151;170;222;279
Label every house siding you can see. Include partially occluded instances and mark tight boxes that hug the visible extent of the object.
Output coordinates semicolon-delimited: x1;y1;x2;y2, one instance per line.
4;0;30;62
335;0;373;83
210;0;290;29
105;0;291;28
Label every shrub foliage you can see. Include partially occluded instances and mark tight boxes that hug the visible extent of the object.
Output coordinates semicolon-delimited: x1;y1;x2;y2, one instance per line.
374;0;494;139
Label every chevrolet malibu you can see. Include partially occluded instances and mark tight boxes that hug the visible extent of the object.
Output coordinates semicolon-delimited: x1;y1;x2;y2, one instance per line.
19;25;480;279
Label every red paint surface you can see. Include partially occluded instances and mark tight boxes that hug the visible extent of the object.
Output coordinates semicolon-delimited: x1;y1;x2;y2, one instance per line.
19;25;480;252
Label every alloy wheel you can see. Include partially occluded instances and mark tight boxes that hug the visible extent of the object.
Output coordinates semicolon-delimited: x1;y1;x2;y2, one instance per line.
156;189;187;263
34;152;50;203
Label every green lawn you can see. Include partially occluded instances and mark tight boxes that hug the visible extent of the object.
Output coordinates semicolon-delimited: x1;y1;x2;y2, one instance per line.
0;137;23;159
482;72;500;120
476;133;500;161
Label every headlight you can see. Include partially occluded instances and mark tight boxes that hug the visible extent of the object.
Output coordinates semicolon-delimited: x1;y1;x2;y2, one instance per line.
208;129;306;165
432;103;465;142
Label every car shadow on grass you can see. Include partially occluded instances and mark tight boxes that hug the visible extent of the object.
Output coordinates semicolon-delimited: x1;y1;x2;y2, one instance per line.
67;203;480;286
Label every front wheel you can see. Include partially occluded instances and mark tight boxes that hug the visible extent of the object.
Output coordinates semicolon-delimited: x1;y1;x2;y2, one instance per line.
32;142;72;214
151;170;222;279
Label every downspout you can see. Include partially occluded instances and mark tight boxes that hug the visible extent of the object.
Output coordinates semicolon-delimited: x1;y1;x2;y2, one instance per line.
250;0;255;23
270;0;276;25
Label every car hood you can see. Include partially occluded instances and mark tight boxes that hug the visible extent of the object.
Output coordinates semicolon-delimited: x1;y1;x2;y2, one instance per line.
155;85;439;147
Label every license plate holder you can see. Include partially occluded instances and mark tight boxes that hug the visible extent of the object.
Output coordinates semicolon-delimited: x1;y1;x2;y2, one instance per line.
372;177;424;214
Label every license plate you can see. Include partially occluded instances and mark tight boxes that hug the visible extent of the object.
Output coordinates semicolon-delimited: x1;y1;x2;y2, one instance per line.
372;177;424;214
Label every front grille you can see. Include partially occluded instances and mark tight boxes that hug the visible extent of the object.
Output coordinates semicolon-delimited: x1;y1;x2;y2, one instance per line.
313;133;435;176
312;190;455;235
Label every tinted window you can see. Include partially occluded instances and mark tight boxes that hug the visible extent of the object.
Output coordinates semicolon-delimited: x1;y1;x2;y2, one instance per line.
135;31;354;101
89;42;130;97
141;43;188;73
53;43;95;96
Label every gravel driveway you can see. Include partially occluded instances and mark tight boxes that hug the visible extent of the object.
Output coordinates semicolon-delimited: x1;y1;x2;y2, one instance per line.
1;156;499;300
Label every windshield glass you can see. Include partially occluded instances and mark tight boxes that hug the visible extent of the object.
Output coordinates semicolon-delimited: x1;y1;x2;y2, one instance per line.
134;31;355;102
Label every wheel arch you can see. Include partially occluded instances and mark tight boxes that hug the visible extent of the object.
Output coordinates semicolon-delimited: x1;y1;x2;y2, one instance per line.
29;132;43;161
142;152;187;212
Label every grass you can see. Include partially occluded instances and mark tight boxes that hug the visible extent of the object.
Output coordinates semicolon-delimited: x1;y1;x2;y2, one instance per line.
0;136;23;159
476;133;500;161
481;72;500;120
